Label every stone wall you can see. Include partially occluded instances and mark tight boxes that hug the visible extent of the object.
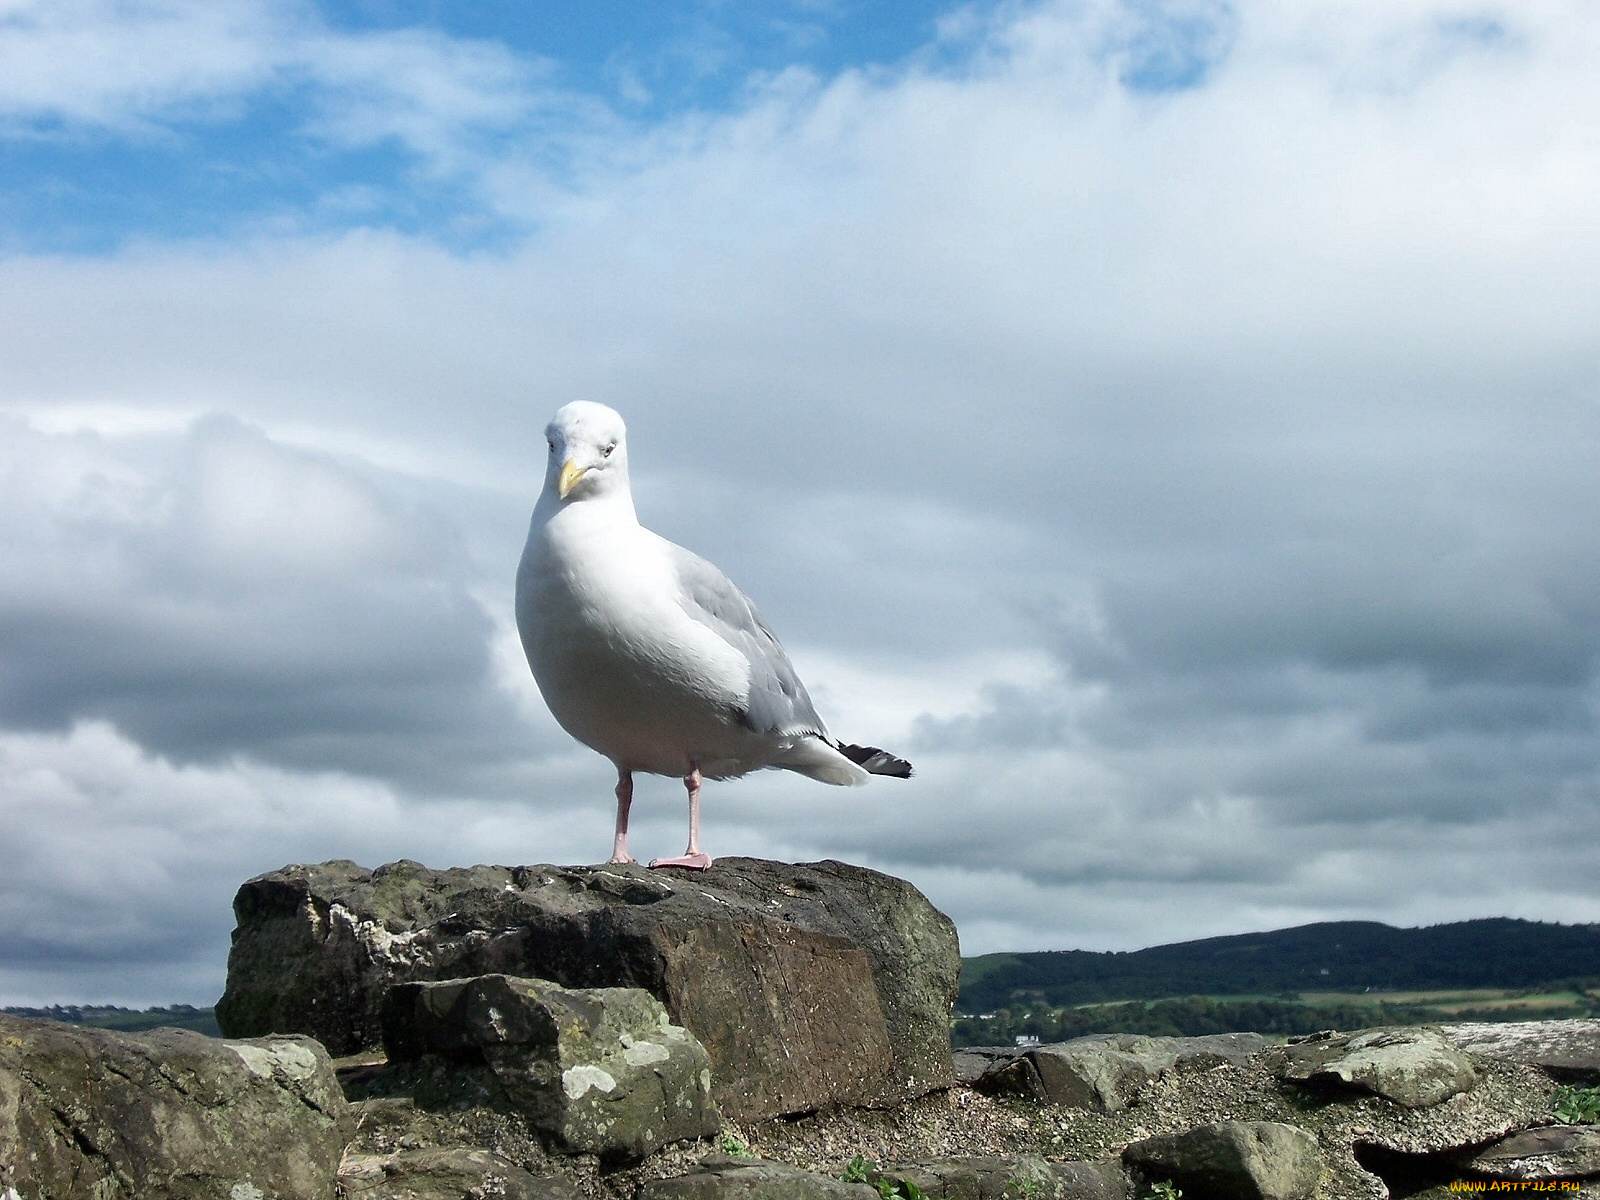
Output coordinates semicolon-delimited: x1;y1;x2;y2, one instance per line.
8;859;1600;1200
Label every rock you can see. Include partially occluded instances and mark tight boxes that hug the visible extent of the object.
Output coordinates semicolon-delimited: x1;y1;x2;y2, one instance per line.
974;1053;1050;1101
1164;1032;1275;1067
1444;1020;1600;1084
338;1147;582;1199
640;1155;879;1199
977;1032;1270;1112
1281;1026;1479;1108
953;1047;1020;1086
381;973;719;1159
872;1154;1128;1199
1029;1045;1132;1110
1122;1120;1323;1200
1457;1124;1600;1182
216;857;959;1121
0;1012;347;1200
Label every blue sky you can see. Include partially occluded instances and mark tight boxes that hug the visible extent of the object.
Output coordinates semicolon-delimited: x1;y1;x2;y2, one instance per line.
1;0;1598;1006
1;0;1232;252
0;1;960;251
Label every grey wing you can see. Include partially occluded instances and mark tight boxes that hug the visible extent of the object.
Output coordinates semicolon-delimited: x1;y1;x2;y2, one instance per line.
665;543;830;740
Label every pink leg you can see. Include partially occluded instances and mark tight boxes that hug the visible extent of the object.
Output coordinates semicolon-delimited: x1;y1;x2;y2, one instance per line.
609;767;636;865
649;764;713;870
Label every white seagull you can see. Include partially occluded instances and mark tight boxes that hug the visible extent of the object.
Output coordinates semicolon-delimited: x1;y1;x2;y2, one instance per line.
515;401;911;870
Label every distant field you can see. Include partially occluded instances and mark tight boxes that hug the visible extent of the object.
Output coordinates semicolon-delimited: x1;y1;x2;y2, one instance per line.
1057;987;1592;1011
952;985;1600;1046
1297;987;1592;1012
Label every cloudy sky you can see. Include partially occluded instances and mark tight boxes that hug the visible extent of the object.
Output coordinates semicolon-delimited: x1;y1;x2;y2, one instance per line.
1;0;1597;1008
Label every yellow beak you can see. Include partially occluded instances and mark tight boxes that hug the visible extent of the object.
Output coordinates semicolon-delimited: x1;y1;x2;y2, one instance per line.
557;459;589;499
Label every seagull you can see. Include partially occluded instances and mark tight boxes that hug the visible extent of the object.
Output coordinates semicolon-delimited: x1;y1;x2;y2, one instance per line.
515;401;911;870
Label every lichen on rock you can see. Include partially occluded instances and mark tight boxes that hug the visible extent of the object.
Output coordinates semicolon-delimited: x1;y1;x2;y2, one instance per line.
1280;1026;1479;1108
382;973;720;1159
0;1014;348;1200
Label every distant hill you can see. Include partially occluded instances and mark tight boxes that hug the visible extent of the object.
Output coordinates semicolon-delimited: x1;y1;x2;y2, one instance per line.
2;1004;220;1037
959;918;1600;1014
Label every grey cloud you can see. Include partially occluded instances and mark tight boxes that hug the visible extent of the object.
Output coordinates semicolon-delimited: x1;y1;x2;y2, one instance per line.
0;415;545;794
1363;683;1595;742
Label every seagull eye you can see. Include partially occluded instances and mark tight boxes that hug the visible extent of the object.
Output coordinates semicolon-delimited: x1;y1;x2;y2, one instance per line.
601;442;616;458
546;439;555;452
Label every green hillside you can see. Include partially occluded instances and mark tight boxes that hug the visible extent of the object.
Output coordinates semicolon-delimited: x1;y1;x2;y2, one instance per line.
954;918;1600;1046
958;918;1600;1013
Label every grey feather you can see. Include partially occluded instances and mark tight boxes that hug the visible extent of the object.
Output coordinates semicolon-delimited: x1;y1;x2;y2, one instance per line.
666;544;828;739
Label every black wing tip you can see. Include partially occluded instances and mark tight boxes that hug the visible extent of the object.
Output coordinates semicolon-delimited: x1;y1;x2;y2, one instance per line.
837;742;914;779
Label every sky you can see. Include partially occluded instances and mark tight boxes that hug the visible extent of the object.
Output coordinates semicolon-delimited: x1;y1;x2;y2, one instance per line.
1;0;1597;1008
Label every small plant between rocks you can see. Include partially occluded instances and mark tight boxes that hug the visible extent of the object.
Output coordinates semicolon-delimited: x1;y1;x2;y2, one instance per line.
1145;1181;1183;1200
842;1155;875;1183
717;1132;753;1158
1552;1083;1600;1124
841;1155;928;1200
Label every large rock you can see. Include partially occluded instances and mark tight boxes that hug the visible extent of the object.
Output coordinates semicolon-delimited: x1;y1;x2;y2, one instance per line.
1281;1026;1478;1108
640;1156;878;1200
0;1012;348;1200
1457;1125;1600;1182
382;974;719;1158
1122;1121;1322;1200
871;1155;1127;1199
977;1032;1270;1112
216;857;958;1120
1444;1020;1600;1083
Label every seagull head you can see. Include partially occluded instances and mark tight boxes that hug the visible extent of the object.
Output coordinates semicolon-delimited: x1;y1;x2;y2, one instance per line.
544;402;631;502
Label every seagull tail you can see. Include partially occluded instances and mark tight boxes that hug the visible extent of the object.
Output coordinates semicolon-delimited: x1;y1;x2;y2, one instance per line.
775;737;914;785
836;741;914;779
773;737;871;786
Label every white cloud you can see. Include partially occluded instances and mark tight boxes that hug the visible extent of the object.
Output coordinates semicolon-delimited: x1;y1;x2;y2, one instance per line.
0;718;618;1005
0;0;563;179
0;718;398;1003
177;415;408;577
0;0;287;132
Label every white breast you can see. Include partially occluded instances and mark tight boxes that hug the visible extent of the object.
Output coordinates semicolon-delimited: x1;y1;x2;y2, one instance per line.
515;499;757;776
